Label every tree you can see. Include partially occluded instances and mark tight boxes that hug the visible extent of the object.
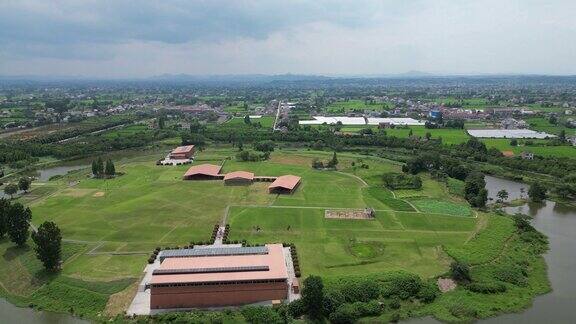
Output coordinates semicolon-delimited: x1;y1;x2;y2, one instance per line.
244;115;251;125
425;132;432;140
91;159;99;177
510;139;518;146
32;221;62;271
327;152;339;168
3;183;18;198
18;177;31;193
0;198;9;239
408;129;413;137
96;157;104;176
496;189;509;203
157;116;166;129
559;129;566;142
105;159;115;177
528;182;547;202
253;140;275;152
450;261;471;283
302;275;324;319
7;203;31;246
464;172;487;208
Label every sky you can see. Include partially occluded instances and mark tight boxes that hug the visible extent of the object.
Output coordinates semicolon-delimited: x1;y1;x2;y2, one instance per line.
0;0;575;78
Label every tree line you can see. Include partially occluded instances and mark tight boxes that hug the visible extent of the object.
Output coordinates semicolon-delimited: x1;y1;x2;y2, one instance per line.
0;199;62;271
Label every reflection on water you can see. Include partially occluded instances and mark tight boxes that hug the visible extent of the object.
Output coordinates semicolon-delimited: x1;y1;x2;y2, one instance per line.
0;298;88;324
404;176;576;323
34;165;89;182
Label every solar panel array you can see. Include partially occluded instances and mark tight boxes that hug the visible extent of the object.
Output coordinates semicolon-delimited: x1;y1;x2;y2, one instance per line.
158;246;268;261
153;265;270;275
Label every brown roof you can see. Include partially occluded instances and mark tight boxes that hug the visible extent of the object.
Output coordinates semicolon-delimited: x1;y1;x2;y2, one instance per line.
502;150;515;157
183;164;222;177
269;175;301;190
171;145;195;154
224;171;254;181
150;244;287;285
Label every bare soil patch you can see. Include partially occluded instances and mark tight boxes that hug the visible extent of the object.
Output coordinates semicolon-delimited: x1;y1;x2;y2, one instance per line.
59;188;95;197
93;191;105;197
437;278;457;292
325;208;375;220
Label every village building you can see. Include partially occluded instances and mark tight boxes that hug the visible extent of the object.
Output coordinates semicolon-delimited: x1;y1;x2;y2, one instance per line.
150;245;289;309
268;175;301;194
521;151;535;160
169;145;195;160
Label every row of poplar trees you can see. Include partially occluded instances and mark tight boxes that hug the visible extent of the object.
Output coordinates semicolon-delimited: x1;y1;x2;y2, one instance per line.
91;157;116;178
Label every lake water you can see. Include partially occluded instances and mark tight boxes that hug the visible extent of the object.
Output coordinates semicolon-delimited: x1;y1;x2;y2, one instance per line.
0;299;88;324
34;164;90;182
405;175;576;323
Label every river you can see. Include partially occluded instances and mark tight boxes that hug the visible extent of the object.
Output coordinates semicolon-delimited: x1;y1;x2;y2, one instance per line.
406;175;576;323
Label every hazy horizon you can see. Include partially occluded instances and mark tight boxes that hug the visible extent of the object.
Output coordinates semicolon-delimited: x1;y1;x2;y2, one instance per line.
1;0;575;78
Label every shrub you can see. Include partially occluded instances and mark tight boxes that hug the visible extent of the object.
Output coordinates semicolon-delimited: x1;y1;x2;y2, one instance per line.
287;298;305;317
493;264;528;286
381;273;423;300
382;172;422;190
416;283;439;303
240;306;283;324
449;303;478;319
467;282;507;294
450;261;471;283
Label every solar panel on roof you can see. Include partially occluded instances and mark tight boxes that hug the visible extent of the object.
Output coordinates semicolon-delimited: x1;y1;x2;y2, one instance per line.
158;246;269;261
153;265;270;275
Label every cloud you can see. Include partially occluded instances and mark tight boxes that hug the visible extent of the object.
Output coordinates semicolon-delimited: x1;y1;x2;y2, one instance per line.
0;0;575;76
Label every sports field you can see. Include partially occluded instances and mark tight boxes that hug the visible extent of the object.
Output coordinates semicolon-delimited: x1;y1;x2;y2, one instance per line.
0;148;481;316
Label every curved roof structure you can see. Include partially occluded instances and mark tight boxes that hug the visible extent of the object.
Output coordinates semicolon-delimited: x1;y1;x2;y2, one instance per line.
183;164;222;177
269;175;301;191
223;171;254;181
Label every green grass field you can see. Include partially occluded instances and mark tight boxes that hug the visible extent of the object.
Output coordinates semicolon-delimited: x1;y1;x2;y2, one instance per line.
227;116;275;128
0;148;526;319
480;138;575;158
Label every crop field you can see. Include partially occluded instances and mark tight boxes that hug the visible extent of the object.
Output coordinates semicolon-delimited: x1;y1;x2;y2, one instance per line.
102;124;151;139
0;148;489;317
324;99;391;113
481;138;575;158
227;116;275;128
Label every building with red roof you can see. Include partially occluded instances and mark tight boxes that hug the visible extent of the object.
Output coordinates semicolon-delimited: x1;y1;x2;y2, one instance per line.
268;175;301;194
150;244;288;309
182;164;223;180
223;171;254;185
169;145;195;160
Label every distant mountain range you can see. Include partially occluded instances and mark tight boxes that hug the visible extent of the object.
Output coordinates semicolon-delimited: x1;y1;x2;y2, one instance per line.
1;72;575;83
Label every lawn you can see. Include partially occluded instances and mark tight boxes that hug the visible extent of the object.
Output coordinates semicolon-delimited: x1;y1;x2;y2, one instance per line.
0;148;492;318
227;116;275;128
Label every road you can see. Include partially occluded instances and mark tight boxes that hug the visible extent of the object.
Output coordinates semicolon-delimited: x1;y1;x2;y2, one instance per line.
272;100;281;130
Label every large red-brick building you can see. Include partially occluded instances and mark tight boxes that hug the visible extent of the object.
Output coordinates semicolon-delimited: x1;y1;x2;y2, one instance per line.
169;145;195;160
150;244;289;309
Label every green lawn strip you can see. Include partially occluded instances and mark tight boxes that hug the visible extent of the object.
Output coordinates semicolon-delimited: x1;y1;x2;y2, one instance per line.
407;198;473;217
444;214;515;265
